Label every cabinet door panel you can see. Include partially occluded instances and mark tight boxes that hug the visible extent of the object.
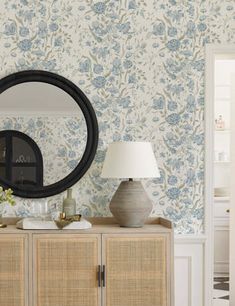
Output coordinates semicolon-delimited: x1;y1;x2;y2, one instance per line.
0;235;28;306
33;234;100;306
103;235;170;306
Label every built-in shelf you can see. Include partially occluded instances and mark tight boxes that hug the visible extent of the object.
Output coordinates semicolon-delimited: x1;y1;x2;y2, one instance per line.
214;196;230;202
215;98;230;101
214;161;230;164
215;129;230;132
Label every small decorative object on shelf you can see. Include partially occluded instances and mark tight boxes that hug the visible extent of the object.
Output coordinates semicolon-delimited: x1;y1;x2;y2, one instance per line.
218;151;229;162
62;188;76;217
30;199;49;220
215;115;225;130
214;151;229;162
60;212;66;220
0;186;15;228
16;213;88;230
55;213;82;229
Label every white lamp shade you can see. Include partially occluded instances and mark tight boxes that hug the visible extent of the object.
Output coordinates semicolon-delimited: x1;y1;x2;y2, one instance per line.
101;141;160;179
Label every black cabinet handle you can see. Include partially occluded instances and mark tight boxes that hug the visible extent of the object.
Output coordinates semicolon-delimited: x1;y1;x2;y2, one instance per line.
102;265;106;287
97;265;101;287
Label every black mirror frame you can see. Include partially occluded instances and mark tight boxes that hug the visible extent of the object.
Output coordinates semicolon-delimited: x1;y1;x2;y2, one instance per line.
0;70;99;198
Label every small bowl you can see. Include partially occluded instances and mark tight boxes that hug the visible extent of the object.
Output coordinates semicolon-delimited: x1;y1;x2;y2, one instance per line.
54;220;71;229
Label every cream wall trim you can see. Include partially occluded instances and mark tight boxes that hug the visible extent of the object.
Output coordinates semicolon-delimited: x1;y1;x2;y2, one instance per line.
174;236;205;306
174;256;192;306
230;75;235;304
205;43;216;306
175;234;206;244
205;44;235;306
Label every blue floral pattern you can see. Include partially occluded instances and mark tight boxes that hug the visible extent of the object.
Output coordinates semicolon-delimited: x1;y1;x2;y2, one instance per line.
0;0;234;234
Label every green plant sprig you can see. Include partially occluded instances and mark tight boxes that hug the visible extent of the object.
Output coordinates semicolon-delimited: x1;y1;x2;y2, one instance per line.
0;186;15;206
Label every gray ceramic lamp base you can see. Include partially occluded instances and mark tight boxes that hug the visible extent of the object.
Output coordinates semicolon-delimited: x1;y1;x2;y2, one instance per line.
109;181;152;228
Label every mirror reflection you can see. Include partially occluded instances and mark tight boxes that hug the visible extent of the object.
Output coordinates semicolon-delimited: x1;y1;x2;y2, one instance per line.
0;130;43;188
0;82;87;187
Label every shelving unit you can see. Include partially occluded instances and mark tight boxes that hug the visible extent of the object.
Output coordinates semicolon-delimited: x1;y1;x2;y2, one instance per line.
213;59;234;275
214;196;230;202
214;67;230;195
214;161;230;164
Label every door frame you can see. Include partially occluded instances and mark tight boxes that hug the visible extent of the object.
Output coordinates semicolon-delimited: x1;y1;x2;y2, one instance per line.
205;44;235;306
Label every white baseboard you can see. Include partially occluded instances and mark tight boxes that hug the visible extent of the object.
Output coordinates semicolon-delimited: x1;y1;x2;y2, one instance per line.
174;235;206;306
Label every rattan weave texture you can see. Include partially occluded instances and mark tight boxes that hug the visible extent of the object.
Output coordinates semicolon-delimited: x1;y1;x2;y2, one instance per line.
106;237;167;306
0;237;25;306
36;237;99;306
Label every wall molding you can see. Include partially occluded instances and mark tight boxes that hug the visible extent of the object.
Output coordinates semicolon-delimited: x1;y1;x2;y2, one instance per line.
214;223;229;274
174;236;205;306
175;255;192;306
175;235;206;244
205;44;235;306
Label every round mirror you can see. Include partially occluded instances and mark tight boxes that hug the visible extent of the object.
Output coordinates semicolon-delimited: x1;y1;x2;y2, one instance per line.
0;70;98;198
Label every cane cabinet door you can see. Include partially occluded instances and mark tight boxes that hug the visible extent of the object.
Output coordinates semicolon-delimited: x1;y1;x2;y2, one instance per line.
33;234;101;306
0;234;28;306
102;234;171;306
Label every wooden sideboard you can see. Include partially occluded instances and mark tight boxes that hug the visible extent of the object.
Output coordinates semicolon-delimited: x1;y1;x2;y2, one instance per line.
0;217;174;306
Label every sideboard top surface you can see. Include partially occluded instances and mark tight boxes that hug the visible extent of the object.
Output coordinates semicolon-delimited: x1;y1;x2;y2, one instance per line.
0;217;173;234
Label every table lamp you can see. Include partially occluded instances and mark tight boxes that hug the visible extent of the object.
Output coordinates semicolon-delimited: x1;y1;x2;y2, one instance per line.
101;141;160;227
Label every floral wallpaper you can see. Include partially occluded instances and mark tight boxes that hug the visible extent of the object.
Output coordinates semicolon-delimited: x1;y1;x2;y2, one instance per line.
0;0;234;234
